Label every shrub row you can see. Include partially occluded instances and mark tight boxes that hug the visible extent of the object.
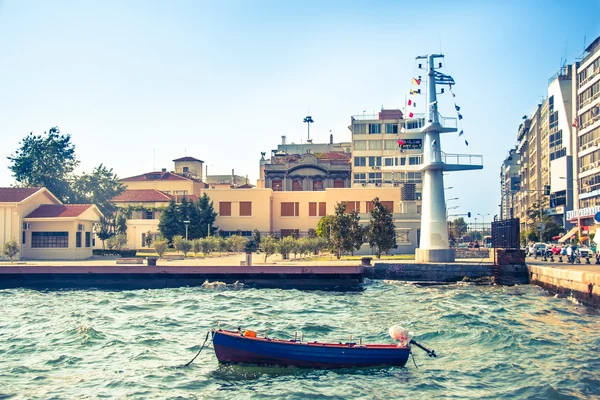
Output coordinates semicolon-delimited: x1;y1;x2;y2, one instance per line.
93;249;138;257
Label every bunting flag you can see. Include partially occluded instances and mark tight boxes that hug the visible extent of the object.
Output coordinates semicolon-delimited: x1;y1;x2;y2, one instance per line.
459;130;464;136
449;85;469;147
465;140;469;146
572;118;578;128
409;90;420;95
412;78;421;85
407;99;416;107
397;139;406;146
400;127;406;134
455;105;460;111
458;113;463;120
408;112;414;118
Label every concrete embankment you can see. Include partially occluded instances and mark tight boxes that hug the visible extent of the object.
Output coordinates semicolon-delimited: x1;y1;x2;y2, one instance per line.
365;262;529;285
528;264;600;308
0;265;363;290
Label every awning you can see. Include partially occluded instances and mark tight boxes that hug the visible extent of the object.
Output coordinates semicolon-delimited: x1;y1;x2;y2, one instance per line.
558;227;579;243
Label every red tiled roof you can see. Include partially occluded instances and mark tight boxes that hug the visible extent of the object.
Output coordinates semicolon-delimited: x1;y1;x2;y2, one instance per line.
112;189;172;202
173;156;204;163
120;171;189;182
25;204;93;218
0;187;43;203
314;152;351;161
169;194;200;203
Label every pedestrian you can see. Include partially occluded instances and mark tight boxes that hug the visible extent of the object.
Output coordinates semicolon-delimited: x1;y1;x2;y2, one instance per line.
566;244;574;264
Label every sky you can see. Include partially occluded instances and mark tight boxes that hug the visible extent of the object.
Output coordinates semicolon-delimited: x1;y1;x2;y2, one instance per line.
0;0;599;220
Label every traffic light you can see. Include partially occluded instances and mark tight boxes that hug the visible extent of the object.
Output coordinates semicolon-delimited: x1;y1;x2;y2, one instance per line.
544;185;550;195
467;212;471;218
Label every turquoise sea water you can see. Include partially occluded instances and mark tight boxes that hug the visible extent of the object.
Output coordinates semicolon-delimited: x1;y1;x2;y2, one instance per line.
1;281;599;399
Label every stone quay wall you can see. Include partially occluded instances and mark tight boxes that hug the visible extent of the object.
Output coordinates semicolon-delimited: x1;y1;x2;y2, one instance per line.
528;265;600;308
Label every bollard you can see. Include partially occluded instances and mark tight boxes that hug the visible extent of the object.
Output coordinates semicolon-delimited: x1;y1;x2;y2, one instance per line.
586;257;591;264
596;254;600;265
558;256;563;262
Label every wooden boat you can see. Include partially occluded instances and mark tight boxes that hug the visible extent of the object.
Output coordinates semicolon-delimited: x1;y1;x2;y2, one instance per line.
212;329;413;368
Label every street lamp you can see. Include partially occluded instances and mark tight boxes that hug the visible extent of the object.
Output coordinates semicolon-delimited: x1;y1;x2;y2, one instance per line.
446;197;459;207
303;115;314;141
444;186;454;190
183;220;190;241
477;213;490;237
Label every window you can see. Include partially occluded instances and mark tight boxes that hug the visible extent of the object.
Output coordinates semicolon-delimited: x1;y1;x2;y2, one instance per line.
368;140;383;150
334;179;345;188
400;157;406;166
309;202;327;217
409;156;420;165
381;201;394;212
313;180;324;191
345;201;361;213
384;139;398;150
144;210;153;219
368;157;382;167
85;232;91;248
182;166;189;172
354;173;366;183
370;124;381;134
292;180;303;191
386;123;398;134
353;124;367;134
397;230;410;243
31;232;68;248
281;229;300;238
219;202;232;216
272;179;283;191
240;202;252;216
354;140;367;150
368;172;382;183
22;231;26;245
76;232;82;248
281;202;300;217
384;157;395;167
354;157;366;167
319;202;326;216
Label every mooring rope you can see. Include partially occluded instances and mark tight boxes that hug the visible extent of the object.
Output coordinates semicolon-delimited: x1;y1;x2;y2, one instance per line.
181;331;211;367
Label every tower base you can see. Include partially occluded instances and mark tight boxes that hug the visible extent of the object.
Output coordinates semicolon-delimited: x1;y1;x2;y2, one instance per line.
415;248;456;263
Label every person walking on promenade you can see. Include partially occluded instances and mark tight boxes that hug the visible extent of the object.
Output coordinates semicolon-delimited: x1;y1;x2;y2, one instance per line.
566;244;574;264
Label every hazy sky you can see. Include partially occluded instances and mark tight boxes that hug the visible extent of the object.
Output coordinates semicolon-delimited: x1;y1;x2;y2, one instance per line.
1;0;599;219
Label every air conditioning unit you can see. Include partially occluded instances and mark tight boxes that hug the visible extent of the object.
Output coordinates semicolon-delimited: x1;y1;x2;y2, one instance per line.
375;183;381;187
22;222;31;230
393;182;399;187
78;223;84;231
361;183;366;187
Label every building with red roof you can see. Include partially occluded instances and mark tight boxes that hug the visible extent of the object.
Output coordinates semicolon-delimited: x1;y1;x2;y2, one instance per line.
0;187;102;260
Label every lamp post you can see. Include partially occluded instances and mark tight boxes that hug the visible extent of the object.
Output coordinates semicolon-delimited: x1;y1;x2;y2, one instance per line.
303;115;314;141
477;213;490;238
184;220;190;241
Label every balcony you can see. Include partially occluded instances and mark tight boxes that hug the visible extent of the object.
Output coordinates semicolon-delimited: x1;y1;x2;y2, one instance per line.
381;152;483;172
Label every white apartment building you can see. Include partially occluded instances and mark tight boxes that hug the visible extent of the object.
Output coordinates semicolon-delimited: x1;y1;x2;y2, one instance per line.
349;109;425;202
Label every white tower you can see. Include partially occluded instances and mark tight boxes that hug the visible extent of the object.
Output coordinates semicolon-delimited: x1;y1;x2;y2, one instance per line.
415;54;483;262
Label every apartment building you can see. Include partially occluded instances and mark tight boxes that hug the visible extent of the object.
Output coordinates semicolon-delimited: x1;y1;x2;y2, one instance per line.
500;148;520;220
569;36;600;232
349;109;425;204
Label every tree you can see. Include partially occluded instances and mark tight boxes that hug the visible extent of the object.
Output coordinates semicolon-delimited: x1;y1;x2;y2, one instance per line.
95;218;113;249
279;236;296;260
172;235;184;252
198;193;218;238
153;238;169;258
158;199;181;243
252;229;261;246
7;127;78;202
144;231;153;248
3;239;19;262
107;234;127;250
316;215;334;239
367;197;397;258
192;239;202;257
328;203;358;259
450;217;468;242
178;239;193;257
70;164;125;216
348;209;364;255
260;236;279;262
227;235;248;253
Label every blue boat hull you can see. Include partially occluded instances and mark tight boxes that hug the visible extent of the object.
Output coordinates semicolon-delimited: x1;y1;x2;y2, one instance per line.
212;330;410;368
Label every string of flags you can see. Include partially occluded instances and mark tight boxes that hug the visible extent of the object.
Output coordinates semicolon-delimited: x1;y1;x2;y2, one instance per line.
405;67;469;147
448;85;468;147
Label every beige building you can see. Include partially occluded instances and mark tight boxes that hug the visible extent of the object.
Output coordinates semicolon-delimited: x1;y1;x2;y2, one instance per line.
116;152;422;253
0;187;102;260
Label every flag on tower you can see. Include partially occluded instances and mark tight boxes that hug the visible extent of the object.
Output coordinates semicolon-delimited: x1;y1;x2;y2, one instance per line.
458;113;463;120
409;90;419;95
397;139;406;146
408;99;416;107
465;140;469;146
408;112;414;118
400;127;406;134
455;105;460;111
412;78;421;85
458;130;464;137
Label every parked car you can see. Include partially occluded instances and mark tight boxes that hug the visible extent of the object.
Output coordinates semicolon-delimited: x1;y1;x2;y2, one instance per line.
577;246;592;259
533;243;547;256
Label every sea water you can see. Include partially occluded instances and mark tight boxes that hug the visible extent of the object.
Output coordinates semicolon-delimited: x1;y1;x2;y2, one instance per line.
1;281;599;399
